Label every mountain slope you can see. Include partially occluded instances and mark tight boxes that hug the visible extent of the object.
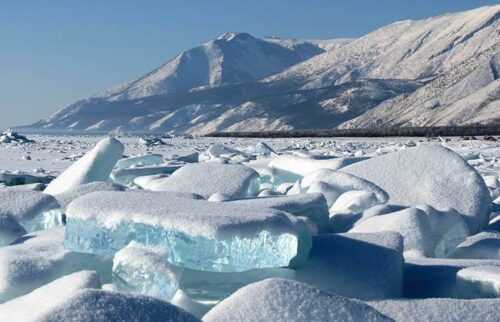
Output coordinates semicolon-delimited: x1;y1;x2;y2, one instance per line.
341;46;500;128
266;5;500;89
24;5;500;134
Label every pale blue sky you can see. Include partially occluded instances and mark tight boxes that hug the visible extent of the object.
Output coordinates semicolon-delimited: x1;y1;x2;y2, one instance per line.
1;0;497;129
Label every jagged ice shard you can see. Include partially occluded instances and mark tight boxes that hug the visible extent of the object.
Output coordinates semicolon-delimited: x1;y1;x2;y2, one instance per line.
44;137;124;195
65;191;311;272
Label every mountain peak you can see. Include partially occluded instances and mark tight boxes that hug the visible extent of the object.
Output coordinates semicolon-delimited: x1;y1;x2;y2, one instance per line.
216;32;254;42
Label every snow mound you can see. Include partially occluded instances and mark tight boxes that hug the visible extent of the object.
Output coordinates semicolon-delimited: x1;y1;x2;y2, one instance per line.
44;137;124;195
142;163;259;199
203;278;393;322
449;232;500;260
0;190;61;233
0;271;101;322
342;145;491;233
350;207;433;258
294;232;404;300
0;228;108;303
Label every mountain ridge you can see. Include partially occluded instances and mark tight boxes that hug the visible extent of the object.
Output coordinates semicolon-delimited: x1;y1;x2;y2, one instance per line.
22;5;500;134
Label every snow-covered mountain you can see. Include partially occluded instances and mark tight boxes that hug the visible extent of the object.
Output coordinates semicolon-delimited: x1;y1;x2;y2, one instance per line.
24;5;500;134
94;32;329;102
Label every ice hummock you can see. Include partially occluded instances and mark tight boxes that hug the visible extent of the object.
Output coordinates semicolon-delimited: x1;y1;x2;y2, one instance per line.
112;241;180;301
142;162;259;199
0;190;62;234
342;145;492;233
65;191;311;272
44;137;124;195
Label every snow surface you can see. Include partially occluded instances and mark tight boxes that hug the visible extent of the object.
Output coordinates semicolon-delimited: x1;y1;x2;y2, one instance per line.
0;270;101;322
226;193;330;233
370;298;500;322
53;181;125;209
203;278;393;322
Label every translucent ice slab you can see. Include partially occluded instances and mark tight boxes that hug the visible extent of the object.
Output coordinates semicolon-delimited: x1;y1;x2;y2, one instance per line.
65;191;310;272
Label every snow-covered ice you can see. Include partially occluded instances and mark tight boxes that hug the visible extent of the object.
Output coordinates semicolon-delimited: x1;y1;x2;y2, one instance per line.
226;193;330;233
0;134;499;319
0;228;108;303
0;270;101;322
65;191;311;272
342;145;492;233
53;181;125;209
293;232;404;300
0;190;61;233
44;137;124;195
142;162;259;199
203;278;393;322
350;207;433;258
456;265;500;298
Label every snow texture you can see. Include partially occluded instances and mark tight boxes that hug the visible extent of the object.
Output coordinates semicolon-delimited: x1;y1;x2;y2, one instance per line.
203;278;393;322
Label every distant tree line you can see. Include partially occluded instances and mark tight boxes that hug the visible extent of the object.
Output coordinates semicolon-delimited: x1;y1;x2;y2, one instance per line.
206;125;500;138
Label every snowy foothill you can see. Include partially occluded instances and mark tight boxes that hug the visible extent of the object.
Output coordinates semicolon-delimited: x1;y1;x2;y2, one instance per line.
0;134;500;320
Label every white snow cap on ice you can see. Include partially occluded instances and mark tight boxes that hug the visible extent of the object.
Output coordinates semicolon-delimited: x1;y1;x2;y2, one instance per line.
44;137;124;195
342;145;491;233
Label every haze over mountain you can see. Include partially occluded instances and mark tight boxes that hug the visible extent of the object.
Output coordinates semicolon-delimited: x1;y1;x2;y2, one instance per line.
24;5;500;134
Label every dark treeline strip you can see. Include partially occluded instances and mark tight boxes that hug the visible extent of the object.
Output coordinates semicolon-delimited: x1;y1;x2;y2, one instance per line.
206;125;500;138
